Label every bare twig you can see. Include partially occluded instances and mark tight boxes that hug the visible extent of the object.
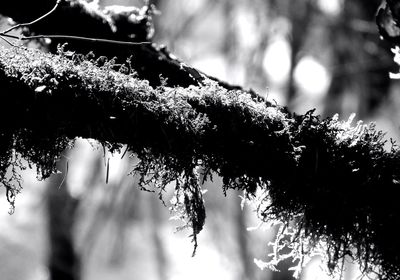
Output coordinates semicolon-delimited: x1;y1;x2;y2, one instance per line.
0;35;16;47
1;33;151;46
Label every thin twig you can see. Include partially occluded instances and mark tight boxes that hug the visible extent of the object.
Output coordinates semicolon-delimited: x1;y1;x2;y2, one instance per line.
0;35;16;47
2;0;62;35
1;33;151;46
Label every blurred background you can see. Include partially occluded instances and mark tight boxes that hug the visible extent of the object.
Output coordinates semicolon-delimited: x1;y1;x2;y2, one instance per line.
1;0;400;279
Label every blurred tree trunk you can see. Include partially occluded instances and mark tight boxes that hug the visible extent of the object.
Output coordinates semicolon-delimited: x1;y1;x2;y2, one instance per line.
46;155;81;280
149;194;168;280
323;0;393;118
323;1;364;118
242;0;271;93
234;195;254;280
285;0;314;108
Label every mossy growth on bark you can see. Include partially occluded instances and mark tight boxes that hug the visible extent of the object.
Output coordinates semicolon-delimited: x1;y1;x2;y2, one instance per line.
1;45;400;279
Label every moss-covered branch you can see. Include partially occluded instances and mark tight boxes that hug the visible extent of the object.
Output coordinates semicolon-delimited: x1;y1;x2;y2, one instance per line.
1;45;400;279
1;1;400;278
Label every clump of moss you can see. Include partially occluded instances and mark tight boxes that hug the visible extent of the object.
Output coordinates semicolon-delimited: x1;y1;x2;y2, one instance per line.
256;112;400;279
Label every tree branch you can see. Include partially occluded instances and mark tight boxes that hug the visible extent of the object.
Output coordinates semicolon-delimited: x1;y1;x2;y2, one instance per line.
1;45;400;279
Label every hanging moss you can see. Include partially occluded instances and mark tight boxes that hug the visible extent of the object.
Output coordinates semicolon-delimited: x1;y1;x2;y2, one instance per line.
1;45;400;279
